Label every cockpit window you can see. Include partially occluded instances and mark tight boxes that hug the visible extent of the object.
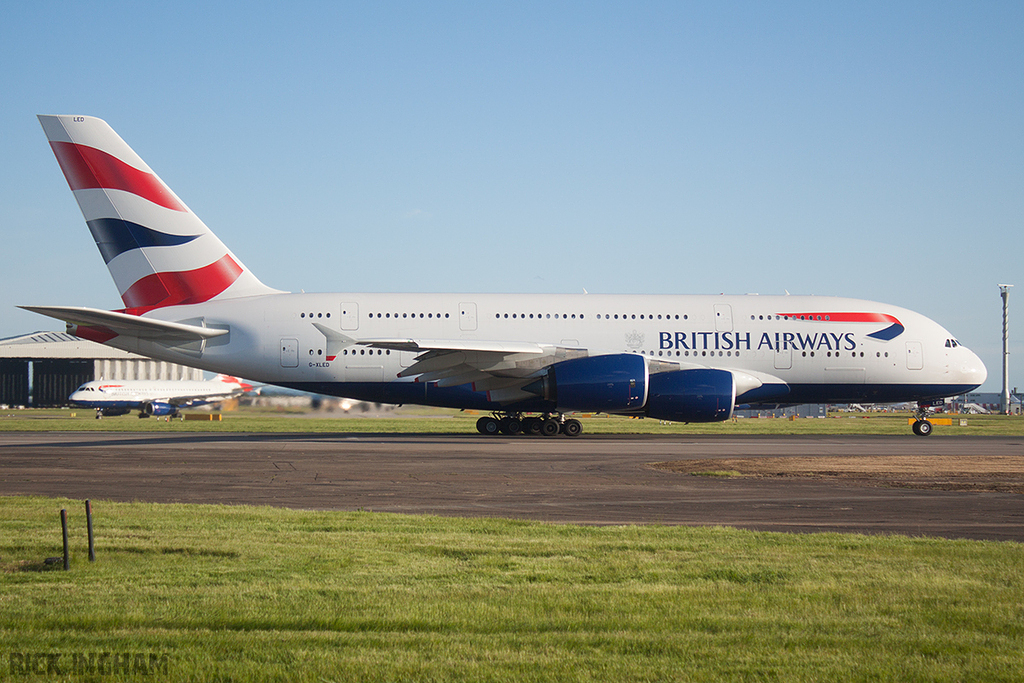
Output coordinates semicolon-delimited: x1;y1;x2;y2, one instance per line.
945;339;962;348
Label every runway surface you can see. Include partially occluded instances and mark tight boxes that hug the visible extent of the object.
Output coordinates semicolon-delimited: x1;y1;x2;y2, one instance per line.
2;432;1022;541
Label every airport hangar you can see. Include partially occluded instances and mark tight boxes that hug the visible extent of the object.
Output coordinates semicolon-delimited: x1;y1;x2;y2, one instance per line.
0;331;202;408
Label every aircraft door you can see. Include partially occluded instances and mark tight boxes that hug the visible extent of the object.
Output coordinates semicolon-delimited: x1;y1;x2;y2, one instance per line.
459;302;477;331
280;338;299;368
340;303;359;331
774;347;792;370
906;341;924;370
714;304;733;332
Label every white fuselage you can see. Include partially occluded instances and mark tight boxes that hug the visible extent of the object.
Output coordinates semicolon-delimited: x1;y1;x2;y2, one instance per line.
97;291;986;411
69;378;245;411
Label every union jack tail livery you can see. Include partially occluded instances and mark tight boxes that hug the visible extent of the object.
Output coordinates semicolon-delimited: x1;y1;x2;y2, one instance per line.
38;115;277;312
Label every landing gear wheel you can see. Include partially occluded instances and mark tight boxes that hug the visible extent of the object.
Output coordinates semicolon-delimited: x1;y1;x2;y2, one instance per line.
500;417;522;435
477;416;500;435
523;417;542;436
912;419;933;436
563;419;583;437
540;419;560;437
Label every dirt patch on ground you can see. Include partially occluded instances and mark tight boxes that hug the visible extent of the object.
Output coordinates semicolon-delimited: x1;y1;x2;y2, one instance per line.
651;456;1024;494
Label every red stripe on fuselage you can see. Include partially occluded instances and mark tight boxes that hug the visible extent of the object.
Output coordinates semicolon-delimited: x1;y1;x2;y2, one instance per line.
49;141;186;212
120;254;243;311
777;312;901;325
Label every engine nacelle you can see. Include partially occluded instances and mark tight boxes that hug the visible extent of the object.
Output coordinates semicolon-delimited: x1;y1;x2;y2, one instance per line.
645;368;736;423
141;402;176;417
525;354;648;413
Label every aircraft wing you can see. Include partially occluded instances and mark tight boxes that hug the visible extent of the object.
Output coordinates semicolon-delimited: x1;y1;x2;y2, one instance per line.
165;388;244;407
312;322;586;394
380;339;586;390
360;338;551;355
19;305;228;342
312;323;546;356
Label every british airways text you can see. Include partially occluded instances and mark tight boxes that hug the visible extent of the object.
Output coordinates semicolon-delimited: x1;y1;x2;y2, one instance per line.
659;331;858;352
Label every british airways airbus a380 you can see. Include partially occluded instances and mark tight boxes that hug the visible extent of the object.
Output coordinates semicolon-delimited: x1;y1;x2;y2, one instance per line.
23;115;986;436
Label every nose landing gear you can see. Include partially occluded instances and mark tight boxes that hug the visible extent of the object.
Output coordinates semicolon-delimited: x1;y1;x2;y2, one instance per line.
911;418;933;436
911;400;941;436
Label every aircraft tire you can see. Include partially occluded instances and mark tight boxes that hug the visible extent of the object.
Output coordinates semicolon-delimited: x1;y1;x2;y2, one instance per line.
563;419;583;437
912;419;933;436
540;419;560;437
523;418;542;436
477;416;500;435
500;417;522;435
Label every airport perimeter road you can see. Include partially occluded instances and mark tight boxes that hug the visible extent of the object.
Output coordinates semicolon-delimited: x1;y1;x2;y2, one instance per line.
1;433;1022;541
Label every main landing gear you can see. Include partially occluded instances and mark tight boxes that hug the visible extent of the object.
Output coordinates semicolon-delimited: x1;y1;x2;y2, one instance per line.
476;413;583;437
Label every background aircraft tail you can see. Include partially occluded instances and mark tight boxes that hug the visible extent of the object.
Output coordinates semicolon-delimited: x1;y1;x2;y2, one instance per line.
214;373;253;392
38;115;279;312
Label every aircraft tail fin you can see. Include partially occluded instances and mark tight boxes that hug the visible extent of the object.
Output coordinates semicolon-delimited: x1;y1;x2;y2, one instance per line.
38;115;280;313
214;373;253;392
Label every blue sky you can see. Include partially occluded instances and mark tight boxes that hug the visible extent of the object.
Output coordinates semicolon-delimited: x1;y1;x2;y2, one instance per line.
1;1;1021;391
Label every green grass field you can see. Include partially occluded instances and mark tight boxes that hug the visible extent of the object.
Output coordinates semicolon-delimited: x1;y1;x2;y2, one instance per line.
3;411;1023;680
2;496;1023;682
3;407;1024;435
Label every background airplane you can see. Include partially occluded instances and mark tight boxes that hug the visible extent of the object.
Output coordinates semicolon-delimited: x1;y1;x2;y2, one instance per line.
24;115;986;436
69;374;253;418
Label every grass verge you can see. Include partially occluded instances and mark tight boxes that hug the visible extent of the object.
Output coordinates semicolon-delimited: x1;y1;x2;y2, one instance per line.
2;408;1024;435
2;496;1022;682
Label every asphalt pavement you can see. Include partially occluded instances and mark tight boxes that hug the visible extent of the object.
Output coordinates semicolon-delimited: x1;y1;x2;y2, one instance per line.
2;432;1022;541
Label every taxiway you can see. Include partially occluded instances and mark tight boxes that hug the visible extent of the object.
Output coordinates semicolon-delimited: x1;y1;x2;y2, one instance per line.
1;433;1021;541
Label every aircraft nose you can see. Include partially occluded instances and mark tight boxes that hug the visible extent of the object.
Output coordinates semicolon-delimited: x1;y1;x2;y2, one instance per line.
957;349;987;390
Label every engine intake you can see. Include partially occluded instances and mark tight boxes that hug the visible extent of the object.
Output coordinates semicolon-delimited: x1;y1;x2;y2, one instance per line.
141;401;176;417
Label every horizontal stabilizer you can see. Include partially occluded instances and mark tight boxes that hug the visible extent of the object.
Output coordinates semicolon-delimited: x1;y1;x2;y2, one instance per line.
19;305;227;342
